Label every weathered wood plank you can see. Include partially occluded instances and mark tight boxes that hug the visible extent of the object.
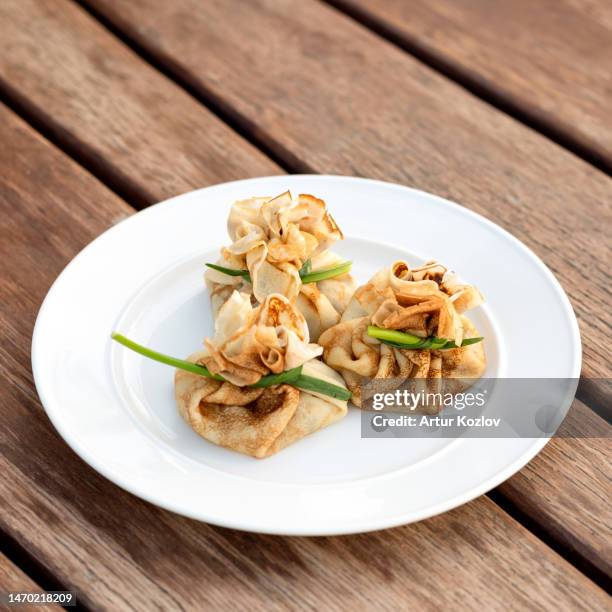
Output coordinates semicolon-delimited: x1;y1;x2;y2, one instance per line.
0;555;61;612
0;0;609;591
0;0;279;207
78;0;612;405
333;0;612;170
499;401;612;580
1;105;609;610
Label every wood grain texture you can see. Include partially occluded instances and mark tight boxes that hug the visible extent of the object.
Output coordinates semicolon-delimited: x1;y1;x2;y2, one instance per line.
500;401;612;579
333;0;612;170
0;555;61;611
1;105;609;610
80;0;612;404
0;0;279;207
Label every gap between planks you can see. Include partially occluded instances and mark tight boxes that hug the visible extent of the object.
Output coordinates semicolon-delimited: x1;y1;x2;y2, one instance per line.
1;530;91;612
323;0;612;177
0;81;152;211
489;489;611;594
0;0;299;215
75;0;612;179
70;0;309;178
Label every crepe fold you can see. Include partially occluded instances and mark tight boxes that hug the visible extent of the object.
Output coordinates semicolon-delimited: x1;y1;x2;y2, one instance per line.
318;260;486;407
205;191;355;341
175;352;348;459
175;292;349;458
198;291;323;386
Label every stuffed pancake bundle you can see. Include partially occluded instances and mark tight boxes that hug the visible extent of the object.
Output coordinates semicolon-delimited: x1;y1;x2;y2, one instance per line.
318;260;486;408
205;191;355;341
175;291;349;458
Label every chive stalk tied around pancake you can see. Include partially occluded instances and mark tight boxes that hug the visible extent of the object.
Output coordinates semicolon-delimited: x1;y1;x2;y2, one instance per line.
111;332;351;400
205;258;352;286
366;326;483;350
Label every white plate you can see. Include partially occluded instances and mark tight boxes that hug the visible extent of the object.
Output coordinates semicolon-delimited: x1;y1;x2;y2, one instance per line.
32;176;580;535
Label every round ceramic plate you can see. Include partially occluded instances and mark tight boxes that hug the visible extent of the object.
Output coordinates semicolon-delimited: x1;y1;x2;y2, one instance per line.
32;176;580;535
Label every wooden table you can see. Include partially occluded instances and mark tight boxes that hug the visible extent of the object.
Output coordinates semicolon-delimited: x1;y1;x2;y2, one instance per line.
1;1;610;609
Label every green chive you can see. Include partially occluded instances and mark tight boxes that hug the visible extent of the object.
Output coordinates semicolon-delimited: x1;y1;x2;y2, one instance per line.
366;326;483;350
377;341;421;350
205;263;251;282
293;374;353;401
111;333;350;400
300;261;352;284
111;332;225;380
416;338;435;349
205;260;351;285
367;326;425;348
250;366;303;388
440;337;484;349
429;337;449;349
298;258;312;277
